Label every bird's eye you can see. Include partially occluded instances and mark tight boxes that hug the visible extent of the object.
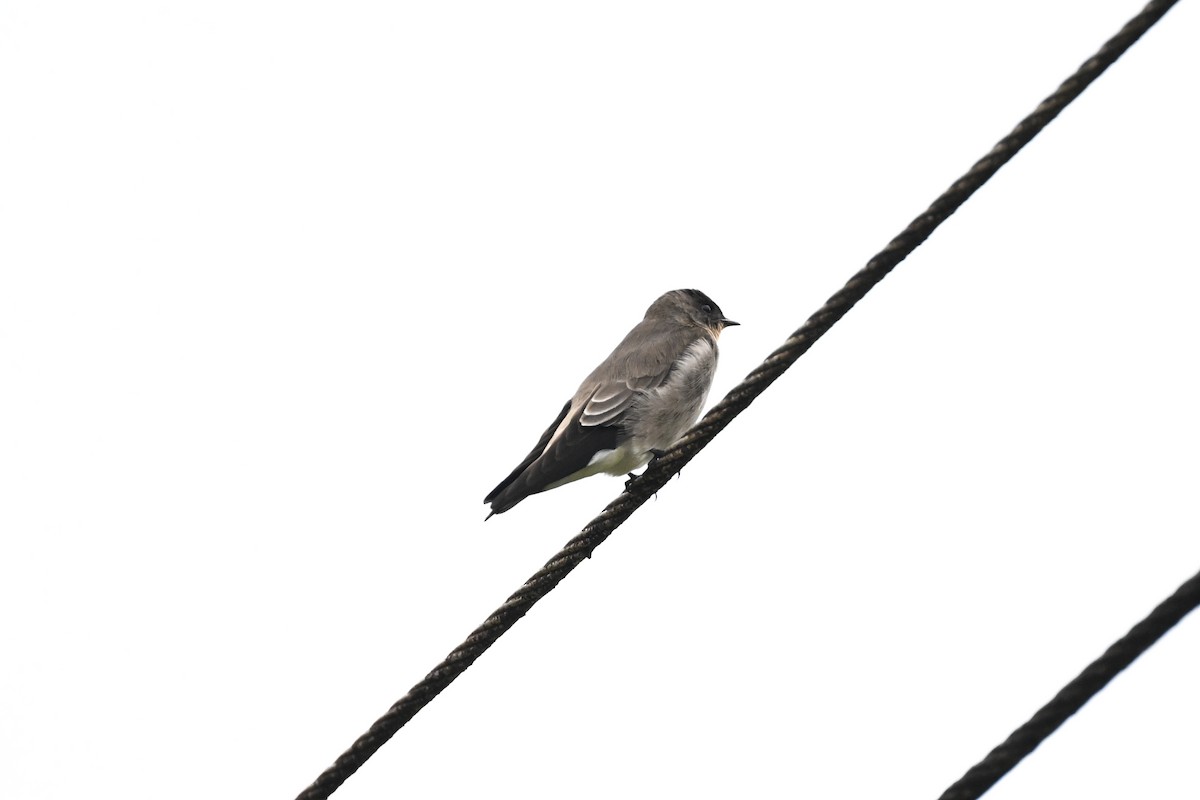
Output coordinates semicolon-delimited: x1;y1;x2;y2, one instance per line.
701;304;712;313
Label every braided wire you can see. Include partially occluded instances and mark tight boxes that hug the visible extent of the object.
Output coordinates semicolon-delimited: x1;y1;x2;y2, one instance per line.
296;2;1181;797
937;567;1200;800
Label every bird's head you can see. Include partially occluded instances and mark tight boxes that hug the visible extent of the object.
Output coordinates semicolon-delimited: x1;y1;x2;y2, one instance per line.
650;288;739;334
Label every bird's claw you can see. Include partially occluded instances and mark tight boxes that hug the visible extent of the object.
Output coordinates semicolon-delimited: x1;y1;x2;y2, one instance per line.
647;449;683;481
625;449;671;493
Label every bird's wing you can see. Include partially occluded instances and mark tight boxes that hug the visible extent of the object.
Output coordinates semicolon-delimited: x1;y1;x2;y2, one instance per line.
579;317;704;427
484;396;619;514
484;399;573;507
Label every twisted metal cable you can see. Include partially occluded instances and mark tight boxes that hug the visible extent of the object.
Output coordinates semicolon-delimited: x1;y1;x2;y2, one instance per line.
296;2;1180;797
937;567;1200;800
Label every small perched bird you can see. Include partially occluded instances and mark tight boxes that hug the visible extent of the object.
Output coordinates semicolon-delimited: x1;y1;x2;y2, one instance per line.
485;289;737;518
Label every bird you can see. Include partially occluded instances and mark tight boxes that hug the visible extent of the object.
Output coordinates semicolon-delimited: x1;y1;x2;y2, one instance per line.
484;289;738;518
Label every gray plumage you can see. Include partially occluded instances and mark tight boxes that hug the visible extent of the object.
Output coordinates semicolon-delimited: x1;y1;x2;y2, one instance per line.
485;289;737;517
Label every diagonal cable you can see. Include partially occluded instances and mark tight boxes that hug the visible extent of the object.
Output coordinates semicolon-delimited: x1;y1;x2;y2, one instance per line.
296;1;1181;797
937;566;1200;800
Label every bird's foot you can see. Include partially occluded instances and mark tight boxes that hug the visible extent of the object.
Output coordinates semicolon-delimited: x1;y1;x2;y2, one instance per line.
625;450;670;493
647;449;683;480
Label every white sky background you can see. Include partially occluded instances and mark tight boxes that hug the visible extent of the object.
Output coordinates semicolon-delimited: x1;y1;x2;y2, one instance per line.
2;1;1198;798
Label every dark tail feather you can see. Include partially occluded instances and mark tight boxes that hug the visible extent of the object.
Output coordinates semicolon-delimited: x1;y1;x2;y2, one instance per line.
484;400;573;517
484;398;621;517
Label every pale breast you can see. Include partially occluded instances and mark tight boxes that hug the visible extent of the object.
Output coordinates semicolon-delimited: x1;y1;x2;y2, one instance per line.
627;337;717;453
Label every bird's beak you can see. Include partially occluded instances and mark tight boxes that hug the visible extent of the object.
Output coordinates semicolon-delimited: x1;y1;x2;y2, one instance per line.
720;318;739;328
